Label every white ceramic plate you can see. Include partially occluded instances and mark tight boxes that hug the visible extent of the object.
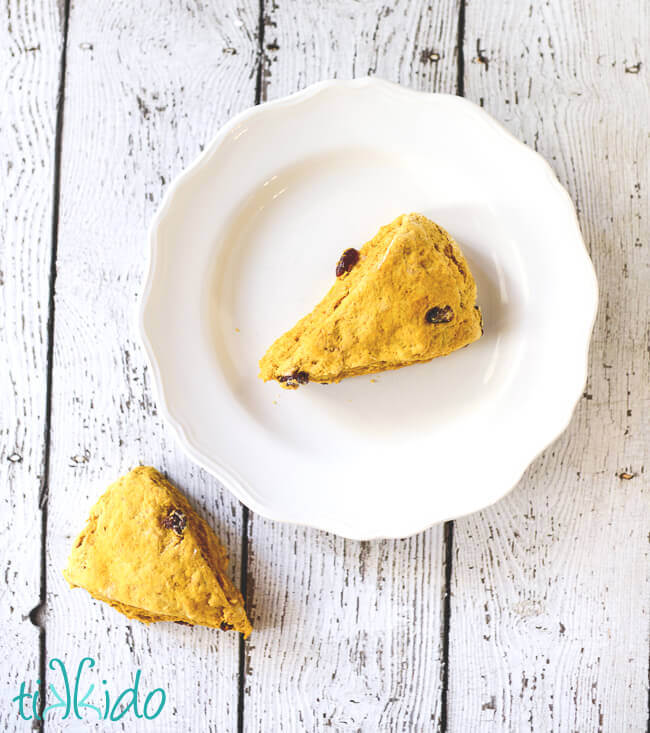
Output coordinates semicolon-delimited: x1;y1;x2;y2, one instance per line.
140;78;597;540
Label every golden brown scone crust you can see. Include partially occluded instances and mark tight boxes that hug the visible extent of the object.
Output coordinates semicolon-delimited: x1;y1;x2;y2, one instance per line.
63;466;251;637
259;213;482;388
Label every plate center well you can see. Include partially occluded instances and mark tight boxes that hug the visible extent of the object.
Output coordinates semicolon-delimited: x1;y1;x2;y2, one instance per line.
208;148;522;446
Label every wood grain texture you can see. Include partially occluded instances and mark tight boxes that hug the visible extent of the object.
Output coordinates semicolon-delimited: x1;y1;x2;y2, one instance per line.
0;0;62;725
3;1;648;731
243;2;460;730
449;1;649;730
258;0;460;98
43;2;259;730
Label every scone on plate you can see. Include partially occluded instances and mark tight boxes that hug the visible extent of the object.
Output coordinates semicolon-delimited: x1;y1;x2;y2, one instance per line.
259;212;482;388
63;466;252;637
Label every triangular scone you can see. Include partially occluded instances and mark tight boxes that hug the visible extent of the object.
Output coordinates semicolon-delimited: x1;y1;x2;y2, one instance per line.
259;213;483;388
63;467;252;637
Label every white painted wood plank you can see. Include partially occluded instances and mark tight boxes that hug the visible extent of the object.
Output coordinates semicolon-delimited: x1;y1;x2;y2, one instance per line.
0;0;61;726
244;2;460;730
449;1;649;730
259;0;460;97
246;525;447;731
44;2;258;731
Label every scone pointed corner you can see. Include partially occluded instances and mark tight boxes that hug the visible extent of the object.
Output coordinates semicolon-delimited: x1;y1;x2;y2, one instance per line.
259;212;482;388
63;466;252;638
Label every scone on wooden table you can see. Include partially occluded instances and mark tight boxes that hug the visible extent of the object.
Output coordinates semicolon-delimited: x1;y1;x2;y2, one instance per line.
63;466;252;637
259;213;483;388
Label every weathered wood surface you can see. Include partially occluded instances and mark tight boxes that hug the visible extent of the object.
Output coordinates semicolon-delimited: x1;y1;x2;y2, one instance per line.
450;0;649;730
0;0;648;731
242;2;459;731
43;2;258;731
0;0;62;726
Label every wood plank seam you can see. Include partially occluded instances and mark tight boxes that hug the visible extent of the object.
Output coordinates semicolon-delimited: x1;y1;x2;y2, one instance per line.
440;3;466;730
439;521;455;733
238;2;266;732
27;0;71;728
